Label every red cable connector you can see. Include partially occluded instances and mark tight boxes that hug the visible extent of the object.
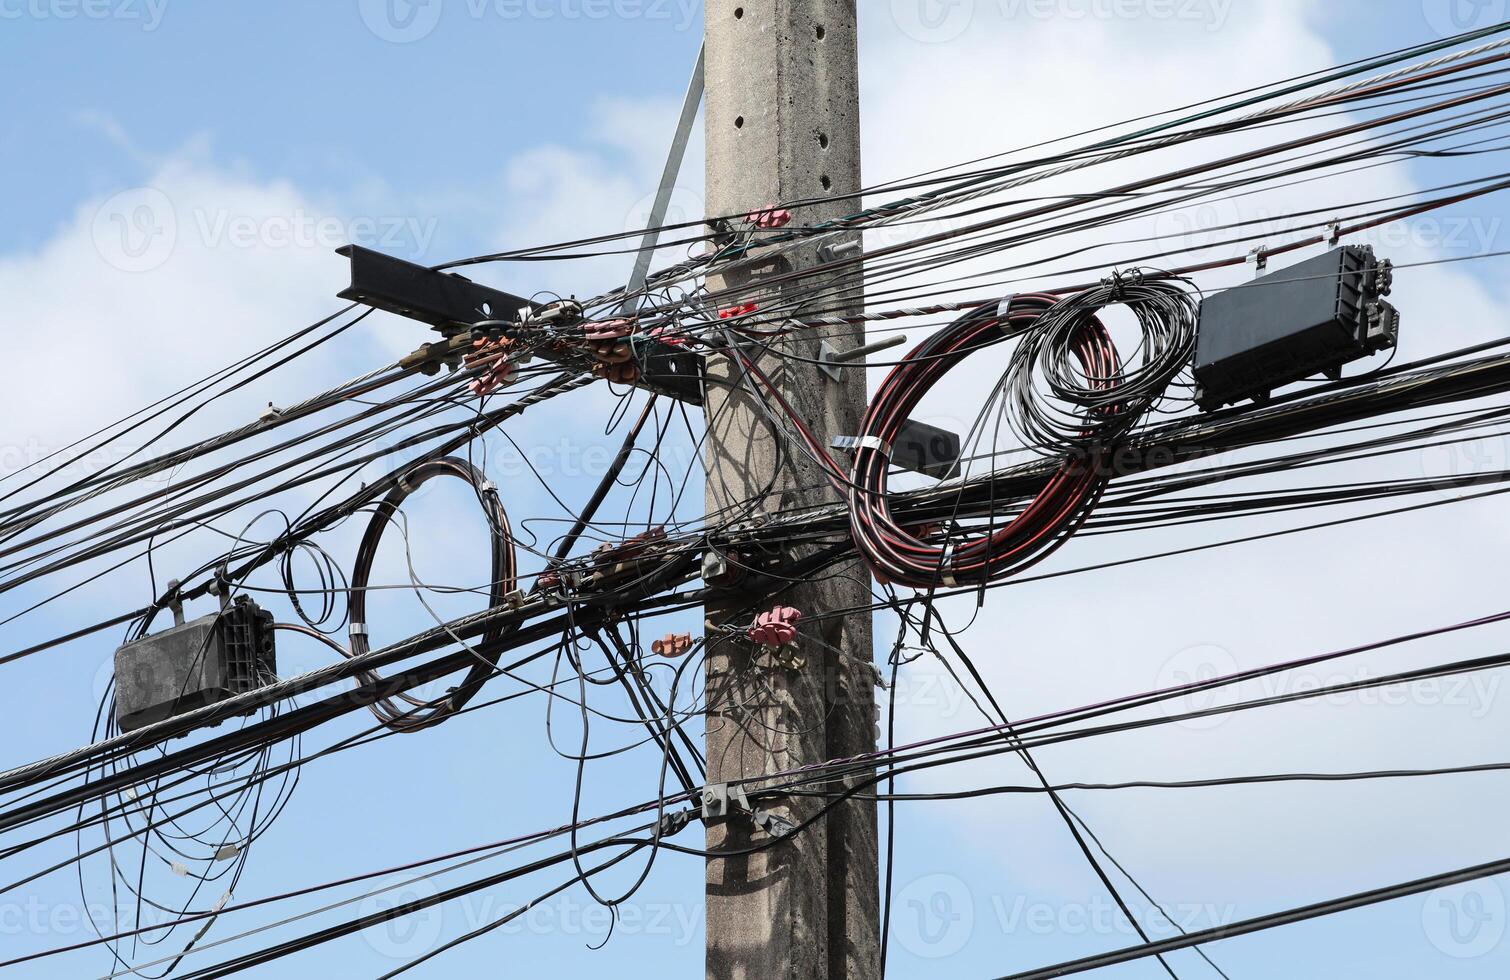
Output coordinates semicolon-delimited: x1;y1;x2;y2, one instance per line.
465;337;517;397
651;633;694;658
718;303;759;320
748;605;801;647
581;319;640;384
746;207;793;230
648;324;688;348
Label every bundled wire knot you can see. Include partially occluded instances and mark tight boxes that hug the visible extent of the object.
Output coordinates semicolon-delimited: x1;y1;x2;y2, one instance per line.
847;274;1197;589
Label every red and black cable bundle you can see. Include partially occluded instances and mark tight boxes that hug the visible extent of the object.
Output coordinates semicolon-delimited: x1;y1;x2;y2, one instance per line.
847;278;1192;589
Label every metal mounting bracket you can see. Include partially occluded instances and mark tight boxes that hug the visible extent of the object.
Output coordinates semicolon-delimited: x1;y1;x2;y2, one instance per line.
700;783;794;839
818;334;909;382
336;245;537;336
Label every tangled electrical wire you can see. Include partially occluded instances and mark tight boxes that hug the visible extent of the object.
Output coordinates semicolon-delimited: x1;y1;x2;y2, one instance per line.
78;599;299;980
6;20;1510;979
347;456;519;733
847;274;1196;589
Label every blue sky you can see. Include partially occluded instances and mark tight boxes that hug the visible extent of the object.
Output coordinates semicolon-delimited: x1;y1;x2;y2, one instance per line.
4;1;1510;978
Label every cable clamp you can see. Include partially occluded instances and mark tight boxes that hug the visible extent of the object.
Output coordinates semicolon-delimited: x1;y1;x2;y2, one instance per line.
1247;246;1269;277
831;434;891;457
937;542;959;589
657;807;696;839
348;622;368;638
701;782;750;821
163;578;186;627
996;293;1017;322
700;784;793;839
503;590;526;610
1327;219;1343;247
750;807;796;839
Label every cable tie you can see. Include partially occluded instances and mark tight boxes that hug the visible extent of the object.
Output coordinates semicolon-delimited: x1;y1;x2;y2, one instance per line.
938;541;959;589
1102;269;1129;301
348;622;368;638
214;843;240;861
170;862;188;877
996;293;1017;322
831;434;891;456
397;473;416;494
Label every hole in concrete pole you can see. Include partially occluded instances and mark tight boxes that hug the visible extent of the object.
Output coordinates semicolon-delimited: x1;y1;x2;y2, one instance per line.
819;133;830;149
735;116;745;129
816;24;826;40
734;6;744;18
821;174;832;191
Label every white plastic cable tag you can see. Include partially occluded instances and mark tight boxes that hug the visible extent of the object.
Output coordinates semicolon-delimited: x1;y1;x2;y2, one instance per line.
938;542;959;589
831;435;891;456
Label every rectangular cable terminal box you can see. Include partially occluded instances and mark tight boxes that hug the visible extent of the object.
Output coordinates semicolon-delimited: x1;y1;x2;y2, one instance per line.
113;597;276;733
1193;245;1398;411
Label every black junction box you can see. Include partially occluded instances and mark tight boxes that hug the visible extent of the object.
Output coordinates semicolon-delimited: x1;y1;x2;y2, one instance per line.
113;596;276;733
1193;246;1399;411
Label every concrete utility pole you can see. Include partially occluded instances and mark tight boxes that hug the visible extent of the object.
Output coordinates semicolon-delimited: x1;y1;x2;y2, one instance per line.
702;3;878;979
